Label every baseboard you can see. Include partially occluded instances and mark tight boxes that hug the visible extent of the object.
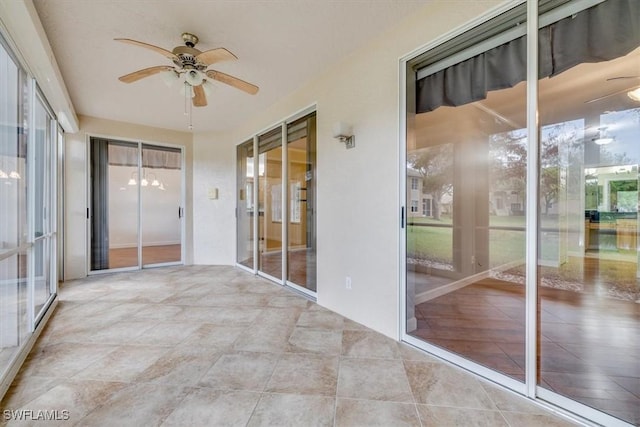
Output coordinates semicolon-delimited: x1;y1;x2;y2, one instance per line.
406;316;417;332
415;270;491;304
109;241;181;249
414;259;524;304
0;297;58;401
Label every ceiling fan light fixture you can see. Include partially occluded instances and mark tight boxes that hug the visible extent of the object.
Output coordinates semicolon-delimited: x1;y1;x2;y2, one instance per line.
593;137;613;145
202;79;215;96
627;87;640;102
181;81;195;98
161;69;180;87
185;69;204;87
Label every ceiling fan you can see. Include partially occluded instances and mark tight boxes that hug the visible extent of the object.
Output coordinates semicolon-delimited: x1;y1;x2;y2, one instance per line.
585;76;640;104
115;32;259;107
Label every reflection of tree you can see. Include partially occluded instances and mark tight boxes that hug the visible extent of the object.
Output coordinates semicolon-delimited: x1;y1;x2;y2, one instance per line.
408;144;453;220
489;122;585;214
489;131;526;204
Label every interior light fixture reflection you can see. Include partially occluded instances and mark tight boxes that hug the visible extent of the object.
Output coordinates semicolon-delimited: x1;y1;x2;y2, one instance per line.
593;137;613;145
9;171;21;179
627;87;640;102
0;169;7;179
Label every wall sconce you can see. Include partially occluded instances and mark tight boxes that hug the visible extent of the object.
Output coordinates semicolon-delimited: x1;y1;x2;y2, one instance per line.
332;121;355;149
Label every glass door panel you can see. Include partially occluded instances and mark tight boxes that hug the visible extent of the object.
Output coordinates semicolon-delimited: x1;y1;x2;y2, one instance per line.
538;40;640;424
141;144;182;266
258;128;283;280
237;140;255;269
407;47;527;382
90;139;139;270
32;98;52;318
287;113;317;290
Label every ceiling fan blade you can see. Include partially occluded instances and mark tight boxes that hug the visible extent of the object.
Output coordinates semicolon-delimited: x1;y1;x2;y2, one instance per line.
193;85;207;107
115;38;178;61
195;48;238;66
584;86;639;104
206;70;259;95
118;65;175;83
606;76;640;81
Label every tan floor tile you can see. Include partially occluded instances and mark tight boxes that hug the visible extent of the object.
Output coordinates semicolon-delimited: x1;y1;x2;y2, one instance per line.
75;383;191;427
416;405;508;427
198;351;278;391
73;345;169;382
134;346;220;386
181;323;248;349
161;389;260;427
335;398;421;427
6;380;128;426
247;393;334;427
337;357;413;402
404;360;496;409
342;330;401;359
286;328;342;354
501;411;581;426
265;353;338;396
18;343;117;379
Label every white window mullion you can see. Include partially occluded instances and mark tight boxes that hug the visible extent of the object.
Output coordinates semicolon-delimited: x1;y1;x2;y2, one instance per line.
26;78;36;332
281;123;288;284
252;135;259;273
525;0;539;398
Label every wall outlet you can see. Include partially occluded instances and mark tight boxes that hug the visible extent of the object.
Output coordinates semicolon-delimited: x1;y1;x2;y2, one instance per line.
345;276;352;290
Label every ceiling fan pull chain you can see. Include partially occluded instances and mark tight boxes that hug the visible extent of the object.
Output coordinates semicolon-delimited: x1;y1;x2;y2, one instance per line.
184;82;189;116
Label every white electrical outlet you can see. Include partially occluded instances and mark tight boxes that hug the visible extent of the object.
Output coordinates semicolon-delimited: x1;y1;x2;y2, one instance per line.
345;276;352;290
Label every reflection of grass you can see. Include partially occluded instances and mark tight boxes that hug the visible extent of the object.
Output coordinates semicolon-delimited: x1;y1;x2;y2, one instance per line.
408;215;561;267
407;225;452;263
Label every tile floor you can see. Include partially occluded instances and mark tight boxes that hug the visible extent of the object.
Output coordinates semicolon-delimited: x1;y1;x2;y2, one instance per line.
1;266;579;426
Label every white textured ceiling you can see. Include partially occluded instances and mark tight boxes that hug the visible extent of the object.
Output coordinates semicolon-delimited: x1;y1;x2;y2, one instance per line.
33;0;429;133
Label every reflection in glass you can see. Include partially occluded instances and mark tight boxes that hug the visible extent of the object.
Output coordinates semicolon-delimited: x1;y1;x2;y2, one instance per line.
237;140;255;269
33;97;53;318
538;41;640;423
407;78;527;381
0;254;27;378
287;113;317;291
90;139;139;270
141;144;182;266
257;128;283;280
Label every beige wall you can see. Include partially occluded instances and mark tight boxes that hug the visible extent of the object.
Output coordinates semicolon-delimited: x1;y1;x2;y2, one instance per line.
191;1;503;338
64;115;193;279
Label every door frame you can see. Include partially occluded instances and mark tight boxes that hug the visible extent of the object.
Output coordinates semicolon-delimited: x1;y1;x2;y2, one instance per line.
86;133;186;274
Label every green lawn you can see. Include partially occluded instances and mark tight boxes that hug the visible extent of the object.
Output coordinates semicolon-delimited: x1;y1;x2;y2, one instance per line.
407;214;530;267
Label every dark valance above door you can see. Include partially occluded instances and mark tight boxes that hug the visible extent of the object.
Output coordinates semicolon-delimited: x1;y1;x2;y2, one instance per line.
416;0;640;114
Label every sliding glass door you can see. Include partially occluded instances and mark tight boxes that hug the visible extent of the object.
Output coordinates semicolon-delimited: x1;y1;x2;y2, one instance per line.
141;144;182;266
236;140;255;270
287;114;317;291
1;34;58;383
257;128;283;281
404;1;639;425
90;138;183;272
236;111;317;294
